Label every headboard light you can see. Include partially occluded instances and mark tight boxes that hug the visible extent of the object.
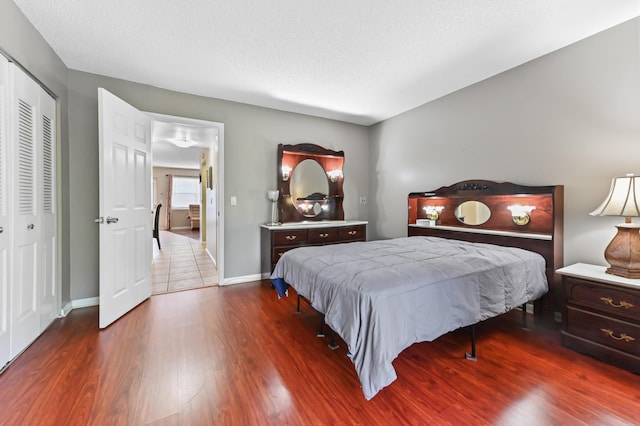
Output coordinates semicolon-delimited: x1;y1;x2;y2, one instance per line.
281;165;292;181
423;206;444;221
507;205;535;226
327;169;343;182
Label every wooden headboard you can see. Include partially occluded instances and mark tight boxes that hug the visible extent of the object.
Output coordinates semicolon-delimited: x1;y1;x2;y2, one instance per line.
408;179;564;320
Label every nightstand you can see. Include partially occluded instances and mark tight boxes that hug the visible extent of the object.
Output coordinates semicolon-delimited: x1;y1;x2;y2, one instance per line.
557;263;640;372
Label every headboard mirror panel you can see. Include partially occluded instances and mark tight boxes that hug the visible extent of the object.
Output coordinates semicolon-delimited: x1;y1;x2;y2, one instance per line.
277;143;345;223
408;179;564;319
408;180;558;236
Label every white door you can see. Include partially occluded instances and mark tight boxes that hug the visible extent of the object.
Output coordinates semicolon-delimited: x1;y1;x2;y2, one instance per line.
98;88;152;328
0;55;10;366
9;64;41;358
39;91;57;329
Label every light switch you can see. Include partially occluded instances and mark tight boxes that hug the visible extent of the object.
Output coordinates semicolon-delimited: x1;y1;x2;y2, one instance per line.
230;196;237;206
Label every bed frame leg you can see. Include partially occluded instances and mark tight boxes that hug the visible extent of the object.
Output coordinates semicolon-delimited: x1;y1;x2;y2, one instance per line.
317;314;326;337
328;329;339;350
521;303;529;330
296;295;302;314
464;325;477;361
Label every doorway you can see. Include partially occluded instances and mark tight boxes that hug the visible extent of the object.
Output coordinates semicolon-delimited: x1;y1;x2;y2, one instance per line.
148;113;224;294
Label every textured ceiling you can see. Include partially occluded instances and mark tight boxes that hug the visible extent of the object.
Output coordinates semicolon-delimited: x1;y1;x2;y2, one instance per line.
13;0;640;126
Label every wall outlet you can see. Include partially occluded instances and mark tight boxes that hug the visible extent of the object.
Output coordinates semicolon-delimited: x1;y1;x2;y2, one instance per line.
359;196;367;205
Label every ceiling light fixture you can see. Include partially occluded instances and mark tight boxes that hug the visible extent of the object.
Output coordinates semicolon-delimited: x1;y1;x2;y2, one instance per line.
170;138;196;149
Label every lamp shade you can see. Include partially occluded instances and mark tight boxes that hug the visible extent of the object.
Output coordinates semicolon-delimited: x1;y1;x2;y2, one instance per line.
590;174;640;218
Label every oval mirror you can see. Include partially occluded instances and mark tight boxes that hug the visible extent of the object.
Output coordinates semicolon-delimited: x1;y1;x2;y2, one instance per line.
290;159;329;217
455;201;491;225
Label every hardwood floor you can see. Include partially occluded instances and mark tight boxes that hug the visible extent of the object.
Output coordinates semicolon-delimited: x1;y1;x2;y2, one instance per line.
0;281;638;425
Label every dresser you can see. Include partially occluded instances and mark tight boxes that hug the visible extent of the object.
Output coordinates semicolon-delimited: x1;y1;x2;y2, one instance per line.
260;221;367;275
557;263;640;372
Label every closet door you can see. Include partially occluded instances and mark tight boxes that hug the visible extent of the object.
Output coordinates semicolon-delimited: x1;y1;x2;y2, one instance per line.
39;90;56;329
9;64;41;359
0;56;10;367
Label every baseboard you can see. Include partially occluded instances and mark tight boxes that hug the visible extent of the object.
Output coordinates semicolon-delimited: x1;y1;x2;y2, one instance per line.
59;277;262;315
59;302;73;317
205;248;217;268
59;296;100;317
554;311;562;323
170;226;191;230
222;273;263;286
516;303;535;314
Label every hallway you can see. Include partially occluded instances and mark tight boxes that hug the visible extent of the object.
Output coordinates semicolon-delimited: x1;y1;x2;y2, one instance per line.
152;230;217;294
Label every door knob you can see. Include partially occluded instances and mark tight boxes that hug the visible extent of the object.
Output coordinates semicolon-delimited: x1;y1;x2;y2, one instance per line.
106;216;119;224
27;224;35;230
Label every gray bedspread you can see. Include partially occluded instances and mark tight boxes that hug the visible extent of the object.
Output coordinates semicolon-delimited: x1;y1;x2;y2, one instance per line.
270;236;548;400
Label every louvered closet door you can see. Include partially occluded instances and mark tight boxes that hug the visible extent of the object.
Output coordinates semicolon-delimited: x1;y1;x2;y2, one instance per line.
9;64;41;359
39;90;56;329
0;56;10;367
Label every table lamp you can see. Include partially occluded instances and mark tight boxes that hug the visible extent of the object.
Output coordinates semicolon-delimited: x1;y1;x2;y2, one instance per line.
590;173;640;278
267;190;280;225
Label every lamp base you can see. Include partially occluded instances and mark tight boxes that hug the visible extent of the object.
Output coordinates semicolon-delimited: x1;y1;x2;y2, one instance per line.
265;222;281;226
604;223;640;279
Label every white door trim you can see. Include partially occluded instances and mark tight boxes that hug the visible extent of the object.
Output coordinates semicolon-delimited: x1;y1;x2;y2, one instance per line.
147;112;224;285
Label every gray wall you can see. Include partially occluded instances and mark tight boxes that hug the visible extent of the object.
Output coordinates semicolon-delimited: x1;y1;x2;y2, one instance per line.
369;17;640;268
1;0;370;302
67;71;370;299
4;0;640;303
0;1;71;305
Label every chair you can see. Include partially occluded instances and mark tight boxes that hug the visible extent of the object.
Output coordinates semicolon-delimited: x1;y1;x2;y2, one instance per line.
153;203;162;249
188;204;200;229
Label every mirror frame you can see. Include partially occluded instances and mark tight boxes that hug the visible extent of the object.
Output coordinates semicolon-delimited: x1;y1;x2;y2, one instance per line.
455;200;491;225
277;143;345;223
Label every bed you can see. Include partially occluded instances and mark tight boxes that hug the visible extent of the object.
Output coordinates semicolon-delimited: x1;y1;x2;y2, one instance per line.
271;180;564;400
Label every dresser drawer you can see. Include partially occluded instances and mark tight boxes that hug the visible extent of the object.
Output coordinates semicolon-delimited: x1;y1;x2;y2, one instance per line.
308;227;339;243
262;222;368;274
272;245;300;265
564;277;640;321
566;306;640;357
272;229;308;245
339;225;366;241
561;331;640;373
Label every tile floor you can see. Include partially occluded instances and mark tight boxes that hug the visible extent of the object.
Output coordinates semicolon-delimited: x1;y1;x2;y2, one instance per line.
152;230;218;294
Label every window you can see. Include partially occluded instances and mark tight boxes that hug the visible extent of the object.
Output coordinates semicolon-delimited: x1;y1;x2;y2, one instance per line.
172;176;200;209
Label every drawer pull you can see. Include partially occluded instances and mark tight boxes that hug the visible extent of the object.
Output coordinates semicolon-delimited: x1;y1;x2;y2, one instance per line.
348;230;357;236
285;235;297;241
600;328;635;343
600;297;634;309
319;233;329;238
